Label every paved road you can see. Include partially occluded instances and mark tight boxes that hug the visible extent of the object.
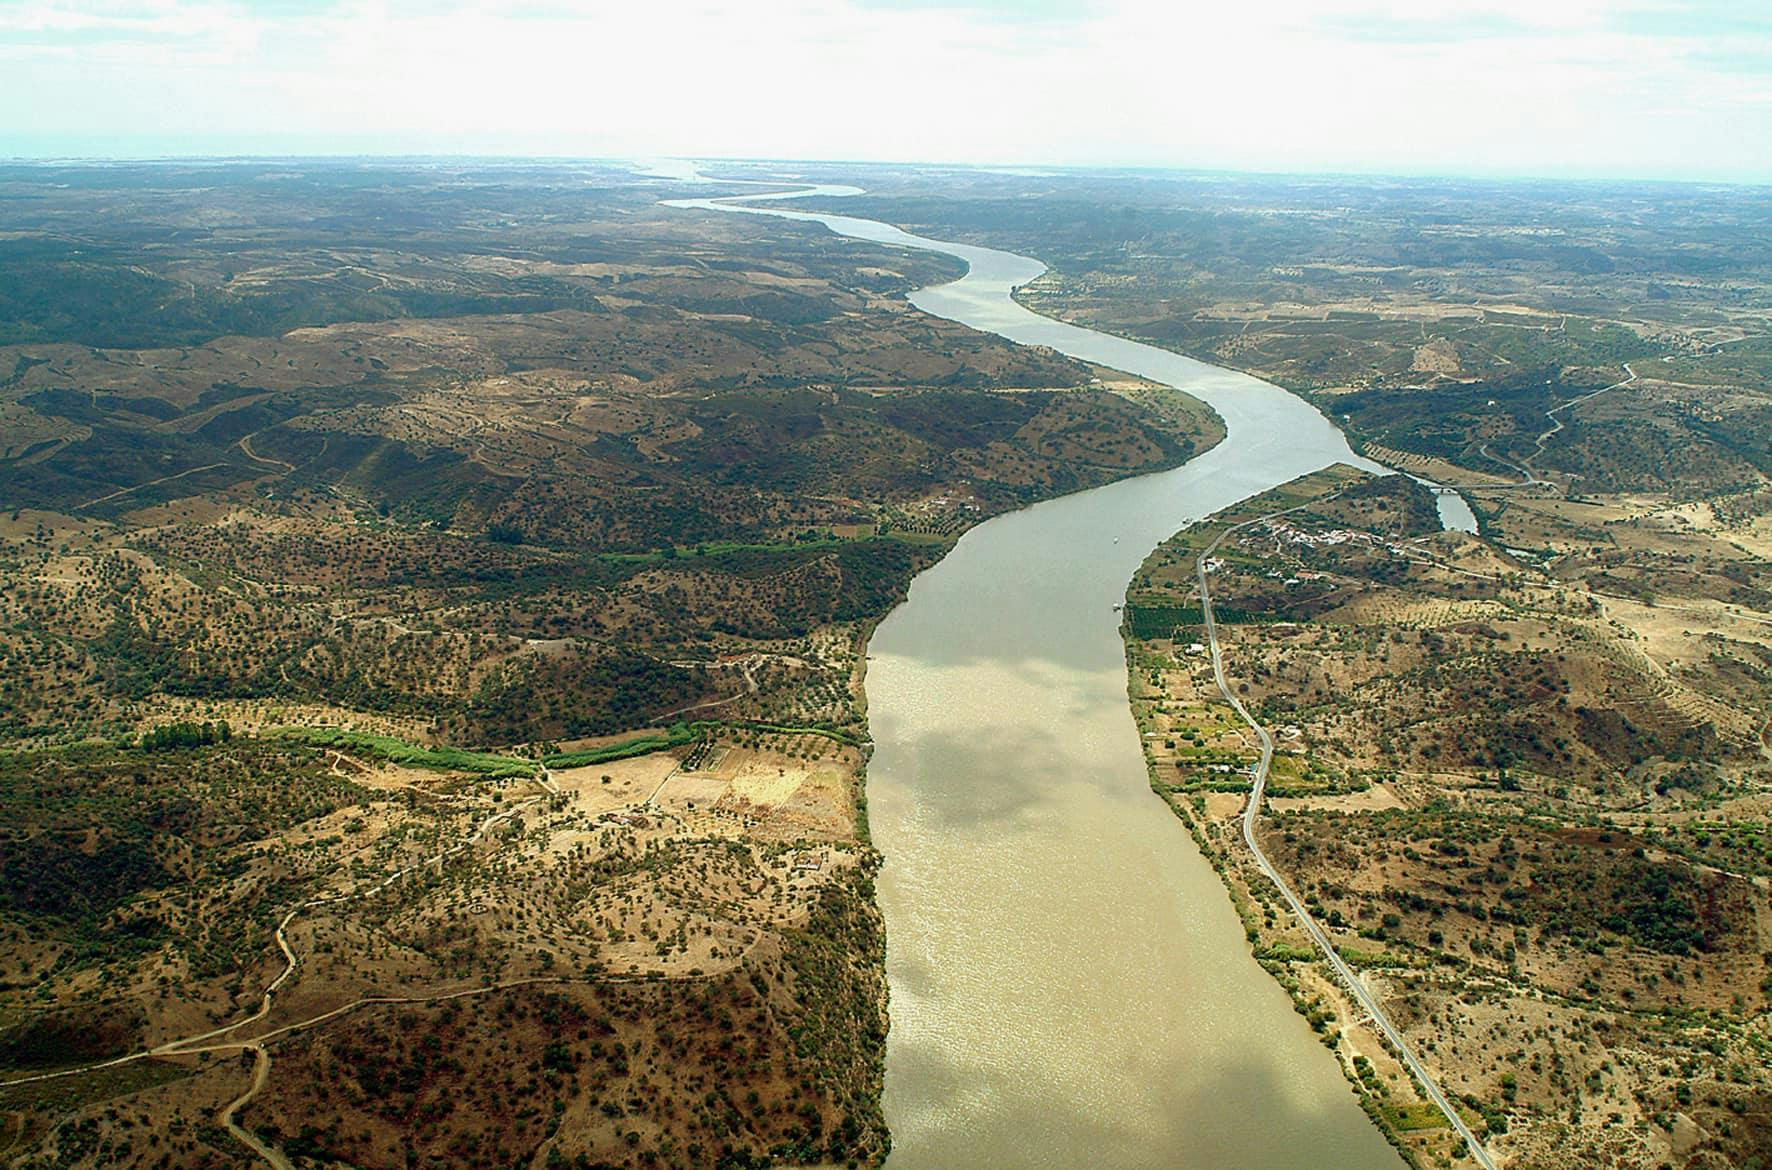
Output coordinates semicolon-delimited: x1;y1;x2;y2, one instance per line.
1195;507;1501;1170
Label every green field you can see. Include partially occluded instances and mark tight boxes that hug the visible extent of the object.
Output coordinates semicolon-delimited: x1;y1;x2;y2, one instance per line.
542;724;697;769
273;727;538;779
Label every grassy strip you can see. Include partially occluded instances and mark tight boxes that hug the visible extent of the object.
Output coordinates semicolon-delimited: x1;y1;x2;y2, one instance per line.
596;531;937;565
1381;1102;1456;1132
1339;946;1418;970
542;723;696;769
1125;603;1283;638
723;721;861;746
276;716;860;782
273;727;538;779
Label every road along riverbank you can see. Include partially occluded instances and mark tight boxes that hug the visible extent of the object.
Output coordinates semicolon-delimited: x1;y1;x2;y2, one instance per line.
667;173;1466;1169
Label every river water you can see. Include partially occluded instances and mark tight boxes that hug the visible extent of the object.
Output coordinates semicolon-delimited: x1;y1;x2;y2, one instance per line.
669;182;1415;1168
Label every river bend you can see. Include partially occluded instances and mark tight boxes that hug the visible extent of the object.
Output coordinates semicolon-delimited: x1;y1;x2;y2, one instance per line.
668;178;1412;1169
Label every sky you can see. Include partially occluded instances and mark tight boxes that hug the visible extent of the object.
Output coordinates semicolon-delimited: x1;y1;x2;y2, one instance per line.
2;0;1770;182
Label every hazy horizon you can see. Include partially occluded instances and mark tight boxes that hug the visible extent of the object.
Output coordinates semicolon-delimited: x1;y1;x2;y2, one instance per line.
5;150;1771;192
4;0;1770;185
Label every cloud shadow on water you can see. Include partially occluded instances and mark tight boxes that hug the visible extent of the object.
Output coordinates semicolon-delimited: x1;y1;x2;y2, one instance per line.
873;718;1134;832
886;1041;1403;1170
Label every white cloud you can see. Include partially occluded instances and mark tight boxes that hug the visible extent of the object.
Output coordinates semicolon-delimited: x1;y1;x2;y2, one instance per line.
0;0;1766;181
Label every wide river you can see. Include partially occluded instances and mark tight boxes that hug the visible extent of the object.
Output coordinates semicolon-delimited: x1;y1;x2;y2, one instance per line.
669;180;1434;1168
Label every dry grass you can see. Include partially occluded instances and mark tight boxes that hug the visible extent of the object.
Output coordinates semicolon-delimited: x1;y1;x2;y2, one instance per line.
1126;469;1772;1170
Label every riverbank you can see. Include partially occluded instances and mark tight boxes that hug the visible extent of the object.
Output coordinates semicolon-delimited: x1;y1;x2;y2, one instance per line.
0;160;1241;1170
1123;467;1772;1170
1122;467;1493;1168
678;176;1407;1169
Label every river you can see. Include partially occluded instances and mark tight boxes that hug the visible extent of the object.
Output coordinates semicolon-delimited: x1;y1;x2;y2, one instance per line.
667;179;1418;1168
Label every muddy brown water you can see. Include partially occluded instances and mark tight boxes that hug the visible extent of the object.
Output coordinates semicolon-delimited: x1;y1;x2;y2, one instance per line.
671;181;1417;1168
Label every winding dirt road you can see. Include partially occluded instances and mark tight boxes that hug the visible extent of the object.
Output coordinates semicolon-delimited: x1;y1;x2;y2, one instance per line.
1479;362;1638;487
0;785;551;1166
